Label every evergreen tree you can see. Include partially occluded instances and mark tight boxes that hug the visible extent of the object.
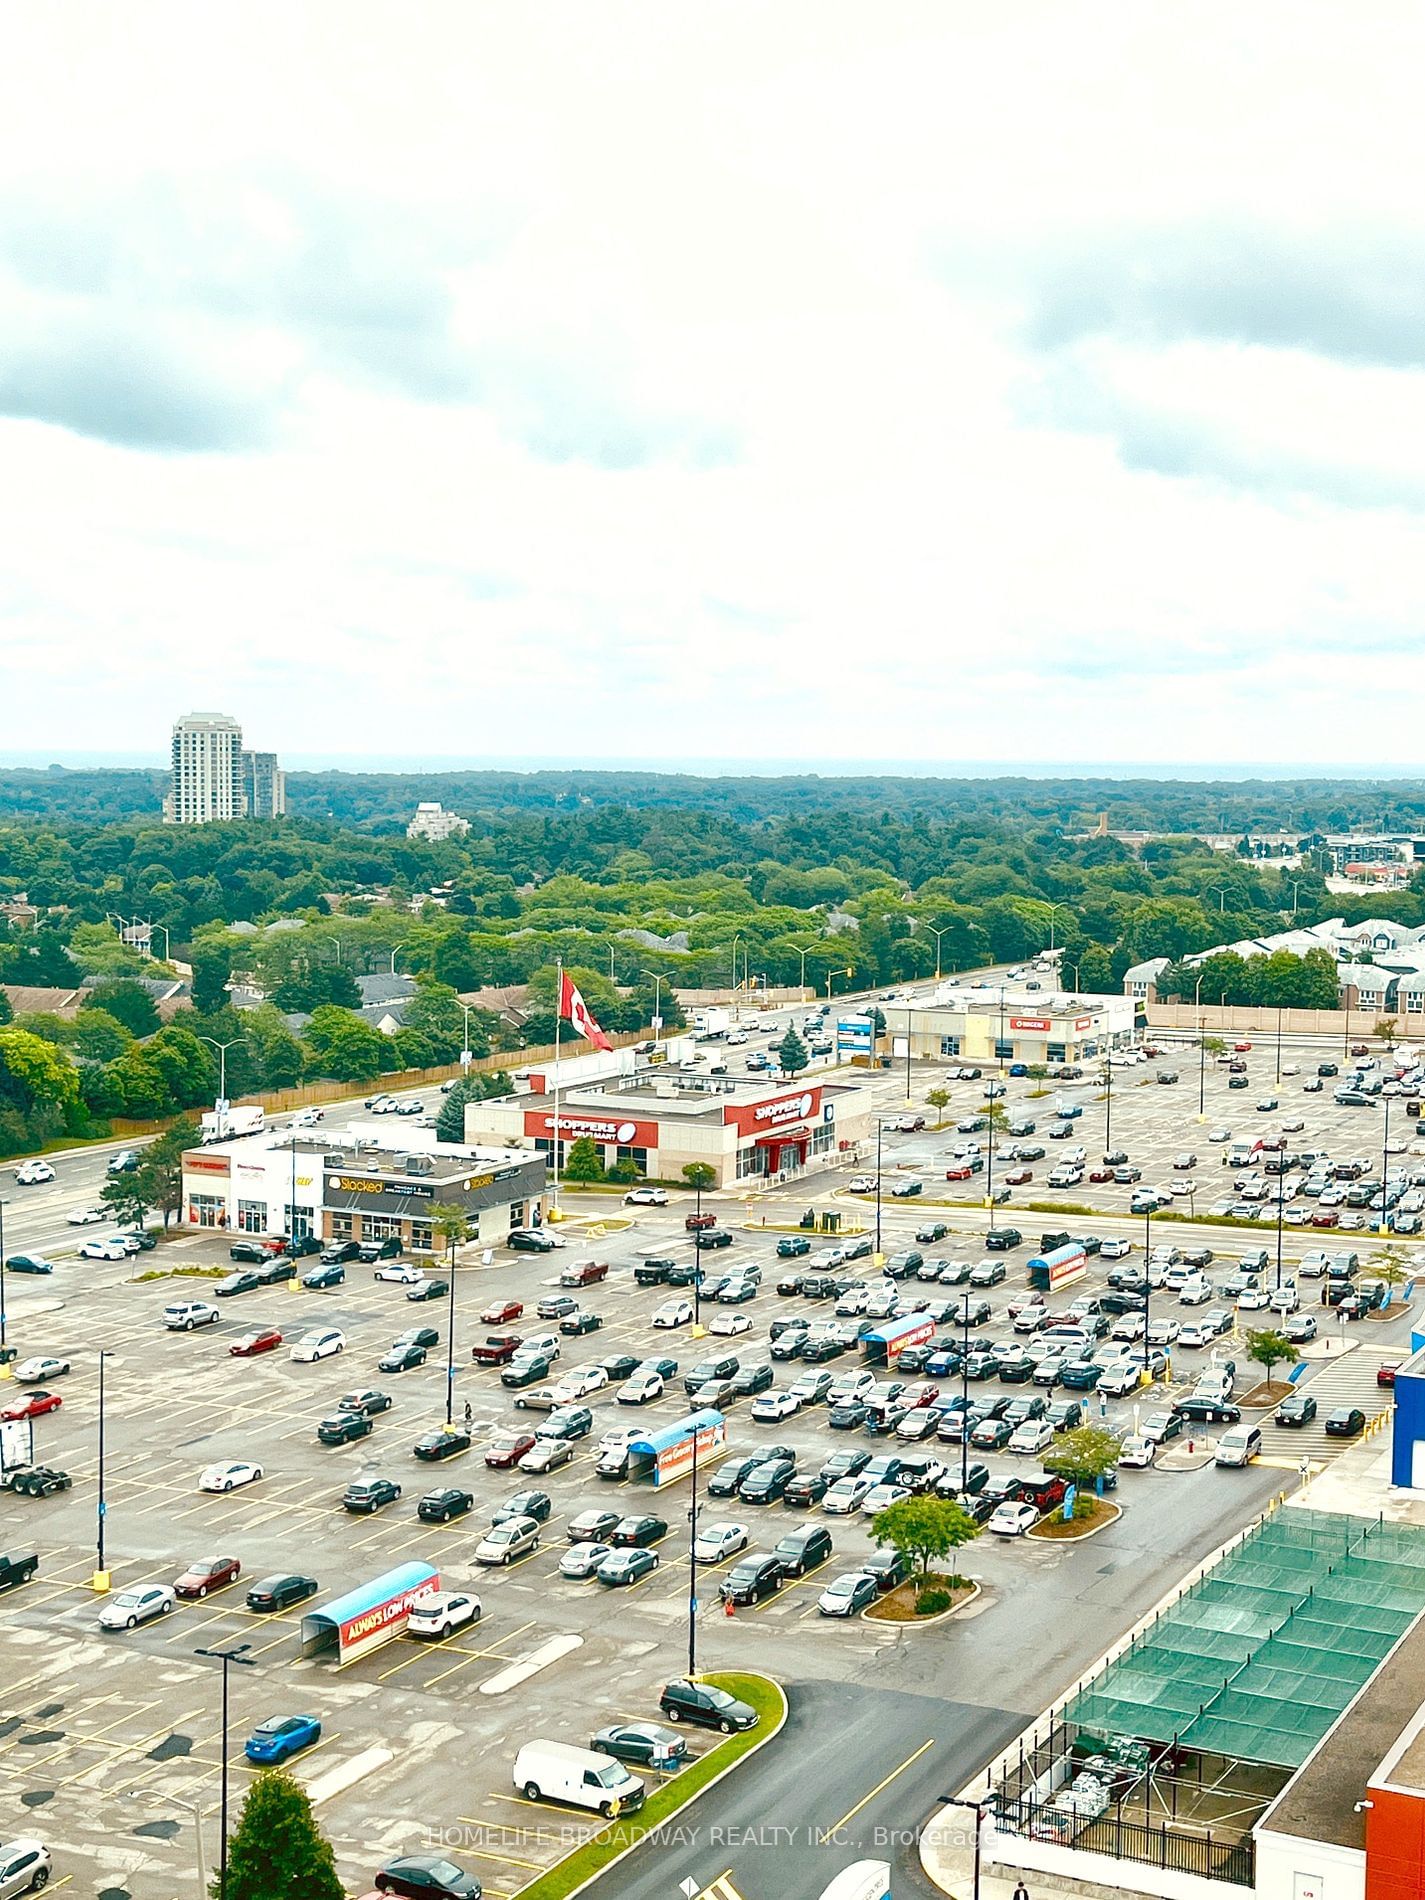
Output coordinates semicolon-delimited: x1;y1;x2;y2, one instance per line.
562;1135;606;1183
776;1027;809;1077
216;1767;344;1900
436;1077;478;1141
87;978;160;1037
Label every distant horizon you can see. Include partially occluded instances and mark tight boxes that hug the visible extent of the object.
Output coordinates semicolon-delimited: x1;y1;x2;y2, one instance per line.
3;750;1425;784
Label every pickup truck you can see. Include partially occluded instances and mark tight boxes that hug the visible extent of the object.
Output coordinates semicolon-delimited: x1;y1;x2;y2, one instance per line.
560;1258;609;1288
471;1333;523;1366
634;1258;677;1287
0;1551;39;1591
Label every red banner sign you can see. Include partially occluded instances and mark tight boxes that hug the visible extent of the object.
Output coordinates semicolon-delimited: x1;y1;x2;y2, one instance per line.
1009;1017;1052;1033
723;1087;821;1136
523;1110;659;1148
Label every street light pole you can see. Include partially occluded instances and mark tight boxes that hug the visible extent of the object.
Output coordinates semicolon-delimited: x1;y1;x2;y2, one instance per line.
1103;1059;1114;1158
688;1421;701;1677
1381;1094;1393;1236
94;1348;112;1588
197;1037;240;1140
1275;1004;1284;1087
0;1197;7;1355
196;1642;256;1900
945;1798;987;1900
874;1121;884;1257
445;1228;459;1427
904;1007;914;1106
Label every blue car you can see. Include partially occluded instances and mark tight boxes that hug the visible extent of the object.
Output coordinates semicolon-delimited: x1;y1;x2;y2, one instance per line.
245;1714;322;1764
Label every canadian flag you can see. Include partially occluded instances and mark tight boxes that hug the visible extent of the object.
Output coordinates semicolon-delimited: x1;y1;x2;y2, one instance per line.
560;971;613;1051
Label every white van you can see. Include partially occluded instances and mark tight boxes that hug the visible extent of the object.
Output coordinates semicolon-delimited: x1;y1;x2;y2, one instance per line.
1215;1425;1262;1468
513;1740;646;1816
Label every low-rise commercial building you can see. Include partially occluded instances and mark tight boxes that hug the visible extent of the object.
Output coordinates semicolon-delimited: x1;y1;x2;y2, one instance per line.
466;1071;871;1188
858;989;1136;1068
181;1125;545;1251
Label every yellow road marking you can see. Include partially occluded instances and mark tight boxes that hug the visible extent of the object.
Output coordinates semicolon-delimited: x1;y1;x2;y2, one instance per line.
818;1737;935;1842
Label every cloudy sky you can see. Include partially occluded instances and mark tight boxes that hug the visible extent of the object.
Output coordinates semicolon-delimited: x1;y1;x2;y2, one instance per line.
3;1;1423;771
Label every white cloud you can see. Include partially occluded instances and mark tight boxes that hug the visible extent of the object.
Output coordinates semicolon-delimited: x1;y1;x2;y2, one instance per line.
2;0;1424;767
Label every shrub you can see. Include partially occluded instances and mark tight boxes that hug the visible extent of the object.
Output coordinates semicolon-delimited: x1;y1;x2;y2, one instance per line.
916;1587;953;1615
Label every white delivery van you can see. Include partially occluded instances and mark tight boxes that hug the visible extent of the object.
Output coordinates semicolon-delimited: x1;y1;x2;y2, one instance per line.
512;1740;646;1816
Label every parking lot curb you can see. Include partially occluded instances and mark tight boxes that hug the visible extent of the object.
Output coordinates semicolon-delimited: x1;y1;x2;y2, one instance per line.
1027;1500;1122;1542
512;1672;788;1900
863;1580;982;1627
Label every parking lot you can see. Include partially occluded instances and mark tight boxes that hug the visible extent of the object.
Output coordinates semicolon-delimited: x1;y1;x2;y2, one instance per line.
2;1023;1418;1898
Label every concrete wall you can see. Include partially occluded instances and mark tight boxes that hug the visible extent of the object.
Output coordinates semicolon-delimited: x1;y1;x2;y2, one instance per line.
1149;1003;1419;1040
1256;1826;1364;1900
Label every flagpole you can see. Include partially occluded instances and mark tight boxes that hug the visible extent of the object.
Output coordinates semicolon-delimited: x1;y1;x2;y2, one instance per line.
551;956;562;1215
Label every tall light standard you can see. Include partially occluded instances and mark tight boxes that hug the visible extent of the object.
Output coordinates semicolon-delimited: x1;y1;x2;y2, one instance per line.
196;1642;257;1900
0;1196;8;1357
874;1120;885;1257
1101;1059;1114;1159
460;1003;475;1072
1044;903;1072;952
944;1796;988;1900
122;1791;205;1897
1195;975;1207;1123
1287;880;1304;917
1275;1003;1285;1086
390;944;415;976
94;1348;113;1590
916;920;950;981
1207;886;1229;913
147;923;171;963
730;936;743;1022
638;971;665;1043
197;1036;241;1140
687;1421;702;1677
1380;1094;1394;1237
903;1007;915;1106
324;936;343;964
1275;1163;1286;1292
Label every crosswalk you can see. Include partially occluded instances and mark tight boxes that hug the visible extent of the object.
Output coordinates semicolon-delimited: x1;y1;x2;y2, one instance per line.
1256;1342;1395;1464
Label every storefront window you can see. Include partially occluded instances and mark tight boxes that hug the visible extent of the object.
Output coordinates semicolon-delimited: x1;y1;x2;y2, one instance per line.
285;1205;313;1239
329;1211;354;1240
190;1193;225;1228
615;1146;649;1172
994;1038;1014;1060
236;1199;267;1234
1047;1043;1066;1061
939;1036;961;1056
812;1123;834;1155
409;1219;433;1252
735;1145;763;1180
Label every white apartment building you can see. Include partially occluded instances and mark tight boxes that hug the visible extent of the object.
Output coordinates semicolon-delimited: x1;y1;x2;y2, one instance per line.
162;714;285;824
406;802;470;841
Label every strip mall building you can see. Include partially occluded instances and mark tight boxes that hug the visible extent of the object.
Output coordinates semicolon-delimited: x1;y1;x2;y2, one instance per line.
466;1071;872;1189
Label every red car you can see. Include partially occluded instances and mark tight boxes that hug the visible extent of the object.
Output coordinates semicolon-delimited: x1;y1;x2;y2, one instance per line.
1;1389;62;1421
1234;1041;1253;1052
1088;1167;1114;1184
484;1431;537;1469
230;1328;284;1358
685;1212;717;1231
1378;1364;1399;1388
1311;1210;1340;1228
174;1555;242;1598
480;1299;524;1325
904;1382;941;1408
1351;1043;1371;1057
945;1164;974;1181
1004;1168;1033;1186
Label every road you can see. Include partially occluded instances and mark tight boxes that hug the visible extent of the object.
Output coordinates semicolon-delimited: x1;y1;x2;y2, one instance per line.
585;1457;1284;1900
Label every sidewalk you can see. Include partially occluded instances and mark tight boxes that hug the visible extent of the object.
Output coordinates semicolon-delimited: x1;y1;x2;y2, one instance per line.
919;1809;1044;1899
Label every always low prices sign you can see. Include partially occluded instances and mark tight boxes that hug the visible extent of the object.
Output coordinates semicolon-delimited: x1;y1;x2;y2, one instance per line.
337;1573;441;1662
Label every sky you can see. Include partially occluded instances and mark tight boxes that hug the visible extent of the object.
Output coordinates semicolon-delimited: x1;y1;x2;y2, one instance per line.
3;1;1424;772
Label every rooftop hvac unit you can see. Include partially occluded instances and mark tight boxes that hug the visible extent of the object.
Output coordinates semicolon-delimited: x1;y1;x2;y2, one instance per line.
405;1154;435;1176
322;1155;345;1168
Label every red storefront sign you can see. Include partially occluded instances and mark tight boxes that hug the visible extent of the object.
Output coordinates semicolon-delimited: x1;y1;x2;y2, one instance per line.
185;1153;231;1175
523;1110;660;1148
337;1573;440;1660
1009;1017;1052;1033
1074;1016;1093;1032
722;1087;821;1137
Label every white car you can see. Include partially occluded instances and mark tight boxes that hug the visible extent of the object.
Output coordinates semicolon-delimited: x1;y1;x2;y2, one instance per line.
67;1206;107;1225
1118;1436;1156;1469
710;1311;752;1337
79;1237;130;1261
1146;1319;1180;1346
862;1482;911;1514
751;1390;800;1422
989;1501;1039;1537
552;1366;609;1402
835;1288;869;1315
291;1108;325;1128
827;1370;877;1406
290;1329;345;1363
1111;1315;1146;1343
823;1476;876;1515
13;1357;69;1384
1009;1420;1055;1457
1099;1237;1132;1260
375;1262;424;1285
0;1842;51;1900
1236;1287;1271;1311
98;1583;176;1631
1269;1285;1300;1314
653;1300;694;1329
406;1590;481;1638
558;1541;612;1579
617;1372;664;1406
14;1161;55;1186
693;1521;749;1563
164;1301;221;1331
623;1187;669;1206
788;1370;835;1405
1208;1128;1233;1143
848;1175;877;1193
1285;1313;1318;1342
199;1460;264;1493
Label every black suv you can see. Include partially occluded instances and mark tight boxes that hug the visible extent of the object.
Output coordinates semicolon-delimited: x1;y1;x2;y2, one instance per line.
685;1356;740;1397
660;1679;759;1733
317;1412;373;1446
717;1556;784;1606
771;1524;832;1578
739;1457;797;1504
320;1240;360;1264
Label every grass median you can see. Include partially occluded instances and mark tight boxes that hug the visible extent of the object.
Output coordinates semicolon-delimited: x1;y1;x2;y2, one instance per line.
512;1671;784;1900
